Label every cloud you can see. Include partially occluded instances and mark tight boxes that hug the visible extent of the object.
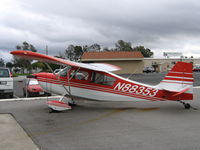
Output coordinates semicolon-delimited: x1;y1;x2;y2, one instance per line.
0;50;13;62
1;0;200;59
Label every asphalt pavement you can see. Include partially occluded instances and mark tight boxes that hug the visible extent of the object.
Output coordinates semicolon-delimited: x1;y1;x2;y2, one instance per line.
0;91;200;150
0;73;200;150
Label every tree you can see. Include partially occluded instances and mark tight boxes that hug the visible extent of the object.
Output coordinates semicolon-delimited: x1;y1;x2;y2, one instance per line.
74;46;83;61
32;62;47;71
65;45;75;61
13;41;37;73
0;58;5;67
88;43;101;52
6;62;13;69
103;47;110;51
65;45;84;61
115;40;132;51
16;41;37;52
133;46;153;57
82;45;89;52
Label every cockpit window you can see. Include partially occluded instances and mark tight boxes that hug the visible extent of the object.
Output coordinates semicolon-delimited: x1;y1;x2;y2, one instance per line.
92;72;116;86
71;70;89;80
59;66;71;77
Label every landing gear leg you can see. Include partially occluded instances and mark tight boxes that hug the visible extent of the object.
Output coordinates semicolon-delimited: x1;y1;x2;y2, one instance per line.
178;101;191;109
60;95;77;106
68;100;77;106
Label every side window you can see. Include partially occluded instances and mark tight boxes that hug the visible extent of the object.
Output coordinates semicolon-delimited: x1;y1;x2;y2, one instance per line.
71;70;89;81
92;72;116;86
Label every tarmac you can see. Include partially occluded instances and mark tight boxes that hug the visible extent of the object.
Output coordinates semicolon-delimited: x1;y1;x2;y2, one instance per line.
1;72;200;150
0;87;200;150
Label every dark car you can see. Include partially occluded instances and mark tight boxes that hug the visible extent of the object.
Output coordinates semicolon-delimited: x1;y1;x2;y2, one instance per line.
143;66;155;73
23;79;51;97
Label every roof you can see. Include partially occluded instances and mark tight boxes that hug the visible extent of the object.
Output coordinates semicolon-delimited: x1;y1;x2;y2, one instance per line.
81;51;144;61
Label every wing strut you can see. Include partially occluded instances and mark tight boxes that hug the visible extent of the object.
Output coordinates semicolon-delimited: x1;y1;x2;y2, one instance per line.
45;63;76;111
45;63;73;98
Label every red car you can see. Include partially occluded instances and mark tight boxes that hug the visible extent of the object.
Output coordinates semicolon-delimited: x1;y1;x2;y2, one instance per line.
193;68;200;72
24;79;51;97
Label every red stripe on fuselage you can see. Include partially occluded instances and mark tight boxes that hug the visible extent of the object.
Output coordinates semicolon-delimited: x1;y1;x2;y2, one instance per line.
37;76;192;101
37;76;165;101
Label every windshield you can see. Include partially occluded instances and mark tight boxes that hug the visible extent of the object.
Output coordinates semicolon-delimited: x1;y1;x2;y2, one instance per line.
59;66;71;77
29;79;39;85
0;69;9;77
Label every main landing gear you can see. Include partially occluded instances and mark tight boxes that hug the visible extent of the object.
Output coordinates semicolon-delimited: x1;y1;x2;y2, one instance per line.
178;101;197;110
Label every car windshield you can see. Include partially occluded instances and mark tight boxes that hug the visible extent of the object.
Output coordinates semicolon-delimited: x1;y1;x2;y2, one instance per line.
0;69;9;77
29;79;39;85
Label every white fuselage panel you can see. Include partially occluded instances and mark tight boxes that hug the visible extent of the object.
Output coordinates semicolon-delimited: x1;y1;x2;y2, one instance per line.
39;81;148;102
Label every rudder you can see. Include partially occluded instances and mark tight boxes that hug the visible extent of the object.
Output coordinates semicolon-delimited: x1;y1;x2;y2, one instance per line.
157;61;193;93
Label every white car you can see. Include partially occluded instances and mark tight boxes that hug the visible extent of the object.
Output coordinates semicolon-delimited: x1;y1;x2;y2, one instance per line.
0;67;13;98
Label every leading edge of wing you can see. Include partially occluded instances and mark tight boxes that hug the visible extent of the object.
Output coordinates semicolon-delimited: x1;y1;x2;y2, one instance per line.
10;50;121;72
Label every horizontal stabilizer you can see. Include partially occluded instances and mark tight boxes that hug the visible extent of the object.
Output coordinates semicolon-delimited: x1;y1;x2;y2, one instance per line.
172;88;190;97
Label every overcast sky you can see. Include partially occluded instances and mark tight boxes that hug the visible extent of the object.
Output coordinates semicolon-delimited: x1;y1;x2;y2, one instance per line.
1;0;200;61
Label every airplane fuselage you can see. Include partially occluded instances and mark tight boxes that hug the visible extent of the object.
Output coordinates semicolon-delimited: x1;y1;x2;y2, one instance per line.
34;67;193;102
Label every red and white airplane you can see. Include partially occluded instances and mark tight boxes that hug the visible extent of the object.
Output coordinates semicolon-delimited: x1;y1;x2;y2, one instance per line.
11;50;194;111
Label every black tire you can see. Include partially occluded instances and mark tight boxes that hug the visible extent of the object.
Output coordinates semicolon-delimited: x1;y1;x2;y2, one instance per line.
9;93;13;98
23;90;26;97
27;92;31;97
184;103;191;109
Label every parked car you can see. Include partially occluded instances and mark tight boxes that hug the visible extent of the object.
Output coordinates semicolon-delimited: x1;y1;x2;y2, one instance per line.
0;67;13;98
143;66;155;73
23;79;51;97
193;66;200;72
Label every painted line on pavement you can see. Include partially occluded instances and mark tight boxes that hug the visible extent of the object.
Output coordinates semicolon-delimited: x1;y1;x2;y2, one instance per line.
0;96;61;102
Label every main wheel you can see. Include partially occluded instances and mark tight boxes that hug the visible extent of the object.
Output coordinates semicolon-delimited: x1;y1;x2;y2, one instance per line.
184;103;191;109
68;102;77;106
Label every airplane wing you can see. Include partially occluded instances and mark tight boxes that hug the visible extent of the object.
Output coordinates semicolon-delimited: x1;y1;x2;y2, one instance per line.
10;50;121;72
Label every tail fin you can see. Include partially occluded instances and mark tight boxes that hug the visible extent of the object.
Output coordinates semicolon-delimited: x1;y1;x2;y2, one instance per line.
157;61;193;93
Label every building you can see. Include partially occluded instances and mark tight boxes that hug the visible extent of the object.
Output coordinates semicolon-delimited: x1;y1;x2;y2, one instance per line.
144;58;200;72
81;51;200;74
81;51;144;74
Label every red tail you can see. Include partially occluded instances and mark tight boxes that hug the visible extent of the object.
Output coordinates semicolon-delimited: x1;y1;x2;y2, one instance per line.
157;61;193;93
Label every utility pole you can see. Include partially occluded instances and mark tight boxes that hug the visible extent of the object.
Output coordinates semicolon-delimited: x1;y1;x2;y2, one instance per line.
46;45;48;55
